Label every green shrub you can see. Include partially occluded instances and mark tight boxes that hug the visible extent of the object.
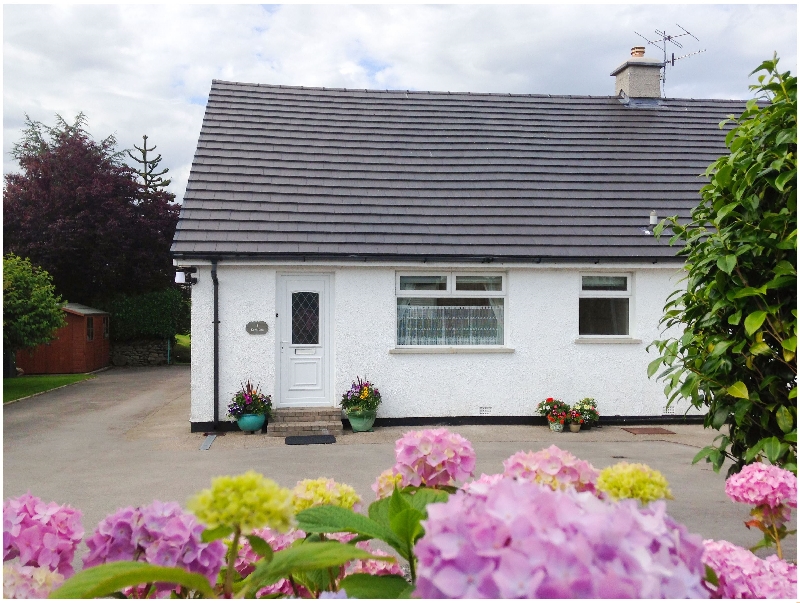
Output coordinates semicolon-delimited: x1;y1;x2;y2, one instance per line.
98;288;190;342
648;56;796;475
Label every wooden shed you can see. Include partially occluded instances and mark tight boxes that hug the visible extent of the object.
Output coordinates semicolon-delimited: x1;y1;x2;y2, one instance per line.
16;303;110;374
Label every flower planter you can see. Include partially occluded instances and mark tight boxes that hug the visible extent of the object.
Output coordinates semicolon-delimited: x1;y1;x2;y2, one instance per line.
348;409;377;432
549;422;564;433
569;422;581;433
237;413;266;433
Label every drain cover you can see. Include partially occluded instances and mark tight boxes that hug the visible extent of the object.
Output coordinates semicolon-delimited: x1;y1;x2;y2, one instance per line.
622;427;676;435
285;435;336;445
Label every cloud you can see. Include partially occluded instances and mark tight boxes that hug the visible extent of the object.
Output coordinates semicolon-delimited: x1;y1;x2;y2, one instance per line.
3;4;796;203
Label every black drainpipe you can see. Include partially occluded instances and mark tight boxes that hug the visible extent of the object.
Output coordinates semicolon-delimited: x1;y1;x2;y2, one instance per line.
211;258;220;430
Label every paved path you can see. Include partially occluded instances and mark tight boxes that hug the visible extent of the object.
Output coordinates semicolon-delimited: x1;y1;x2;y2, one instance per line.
4;366;796;565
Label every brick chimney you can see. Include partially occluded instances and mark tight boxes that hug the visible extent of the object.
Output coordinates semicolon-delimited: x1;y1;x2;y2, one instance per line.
610;46;663;98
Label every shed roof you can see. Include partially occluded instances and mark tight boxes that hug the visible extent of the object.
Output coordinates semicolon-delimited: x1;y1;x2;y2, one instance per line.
173;80;747;263
63;303;108;317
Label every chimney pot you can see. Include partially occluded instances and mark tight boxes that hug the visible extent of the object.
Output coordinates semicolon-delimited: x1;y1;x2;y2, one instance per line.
631;46;646;57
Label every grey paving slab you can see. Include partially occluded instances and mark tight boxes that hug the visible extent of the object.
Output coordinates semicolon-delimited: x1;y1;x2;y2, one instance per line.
3;366;796;571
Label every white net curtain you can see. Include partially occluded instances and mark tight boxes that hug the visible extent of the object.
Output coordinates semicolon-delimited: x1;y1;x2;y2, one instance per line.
397;298;504;345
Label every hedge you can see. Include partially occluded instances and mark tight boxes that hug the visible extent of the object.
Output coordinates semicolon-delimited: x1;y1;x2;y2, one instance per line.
98;288;190;342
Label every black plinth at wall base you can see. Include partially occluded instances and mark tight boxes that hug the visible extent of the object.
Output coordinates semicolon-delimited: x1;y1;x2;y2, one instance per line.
285;435;336;445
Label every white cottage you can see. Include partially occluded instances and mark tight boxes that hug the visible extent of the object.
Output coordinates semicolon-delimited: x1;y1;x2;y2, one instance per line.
173;49;746;433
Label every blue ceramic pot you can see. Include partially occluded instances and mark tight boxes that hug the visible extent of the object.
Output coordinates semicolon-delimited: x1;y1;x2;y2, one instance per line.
237;413;266;433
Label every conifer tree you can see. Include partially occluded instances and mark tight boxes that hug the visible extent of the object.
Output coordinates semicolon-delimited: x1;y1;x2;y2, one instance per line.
127;134;172;194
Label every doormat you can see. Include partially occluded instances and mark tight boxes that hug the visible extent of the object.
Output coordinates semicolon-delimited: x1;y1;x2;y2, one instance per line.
286;435;336;445
622;427;676;435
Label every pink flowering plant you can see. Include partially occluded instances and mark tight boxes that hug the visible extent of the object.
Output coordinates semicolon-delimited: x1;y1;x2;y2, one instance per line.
724;461;797;558
3;492;83;579
226;380;272;419
7;431;799;599
702;538;797;599
501;445;599;493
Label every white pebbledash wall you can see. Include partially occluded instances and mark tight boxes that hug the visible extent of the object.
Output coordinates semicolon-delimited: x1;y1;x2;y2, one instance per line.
188;262;697;424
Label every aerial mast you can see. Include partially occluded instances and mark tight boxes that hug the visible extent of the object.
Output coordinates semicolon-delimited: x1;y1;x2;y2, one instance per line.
632;24;706;96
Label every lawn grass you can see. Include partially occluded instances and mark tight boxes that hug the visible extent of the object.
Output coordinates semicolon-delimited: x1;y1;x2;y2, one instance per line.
173;333;191;364
3;374;95;403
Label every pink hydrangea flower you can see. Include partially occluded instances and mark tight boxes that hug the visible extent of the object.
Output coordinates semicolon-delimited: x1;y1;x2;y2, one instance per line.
502;446;599;493
461;473;504;496
3;493;83;578
3;560;65;599
414;477;708;599
372;468;404;499
348;542;404;577
394;428;476;488
725;462;797;509
83;501;225;596
235;527;311;597
702;539;798;599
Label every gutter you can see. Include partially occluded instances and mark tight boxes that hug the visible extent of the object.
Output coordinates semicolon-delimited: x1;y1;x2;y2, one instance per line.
211;258;220;430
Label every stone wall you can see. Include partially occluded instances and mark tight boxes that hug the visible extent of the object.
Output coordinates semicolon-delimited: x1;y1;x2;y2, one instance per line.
111;339;169;366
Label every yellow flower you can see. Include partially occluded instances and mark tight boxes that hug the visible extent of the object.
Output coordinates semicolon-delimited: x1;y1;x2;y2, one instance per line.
187;470;294;534
597;462;673;505
292;477;362;514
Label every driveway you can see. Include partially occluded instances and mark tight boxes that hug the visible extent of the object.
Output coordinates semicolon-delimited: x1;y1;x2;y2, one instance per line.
4;366;795;565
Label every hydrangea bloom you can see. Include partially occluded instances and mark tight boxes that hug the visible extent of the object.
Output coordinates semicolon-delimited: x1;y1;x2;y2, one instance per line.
3;560;65;599
502;446;599;493
414;477;707;599
187;471;294;533
461;473;504;496
293;478;362;513
3;492;83;578
372;469;404;499
235;527;311;597
347;542;404;578
83;500;226;591
702;539;798;599
394;428;476;488
725;462;797;510
597;461;673;504
235;528;401;597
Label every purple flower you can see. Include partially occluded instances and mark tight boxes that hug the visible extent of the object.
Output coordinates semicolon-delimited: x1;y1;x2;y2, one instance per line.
414;477;708;599
84;501;225;596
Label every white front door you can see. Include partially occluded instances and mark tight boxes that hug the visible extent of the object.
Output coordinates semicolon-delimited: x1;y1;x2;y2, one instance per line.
277;274;332;407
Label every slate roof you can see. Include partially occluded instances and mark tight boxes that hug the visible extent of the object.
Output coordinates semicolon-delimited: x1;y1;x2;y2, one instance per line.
172;80;747;262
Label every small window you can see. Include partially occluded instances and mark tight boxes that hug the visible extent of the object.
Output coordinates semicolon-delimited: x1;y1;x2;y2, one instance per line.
399;275;447;291
86;317;94;342
396;273;505;346
579;275;631;336
103;316;110;338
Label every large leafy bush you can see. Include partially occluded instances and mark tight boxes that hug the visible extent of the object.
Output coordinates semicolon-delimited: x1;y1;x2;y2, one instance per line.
649;55;797;475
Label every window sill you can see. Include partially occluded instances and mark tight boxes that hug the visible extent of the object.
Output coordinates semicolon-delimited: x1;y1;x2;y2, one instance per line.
574;337;642;344
390;346;515;354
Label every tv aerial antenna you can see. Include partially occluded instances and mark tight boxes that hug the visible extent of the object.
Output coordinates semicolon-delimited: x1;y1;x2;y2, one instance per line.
633;24;706;96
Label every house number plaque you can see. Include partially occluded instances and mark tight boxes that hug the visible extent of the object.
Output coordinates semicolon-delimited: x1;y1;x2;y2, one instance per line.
246;321;268;335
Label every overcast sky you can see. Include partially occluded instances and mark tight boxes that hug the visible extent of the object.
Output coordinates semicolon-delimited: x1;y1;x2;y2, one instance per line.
4;4;797;203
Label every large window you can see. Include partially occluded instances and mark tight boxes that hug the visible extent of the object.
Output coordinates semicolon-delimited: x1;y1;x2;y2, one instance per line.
396;274;505;346
579;275;630;336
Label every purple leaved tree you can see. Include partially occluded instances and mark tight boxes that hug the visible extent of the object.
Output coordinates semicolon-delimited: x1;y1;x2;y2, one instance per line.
3;113;179;305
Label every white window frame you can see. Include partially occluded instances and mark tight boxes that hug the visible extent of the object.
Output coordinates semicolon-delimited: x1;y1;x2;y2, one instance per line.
577;273;638;342
394;272;509;350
